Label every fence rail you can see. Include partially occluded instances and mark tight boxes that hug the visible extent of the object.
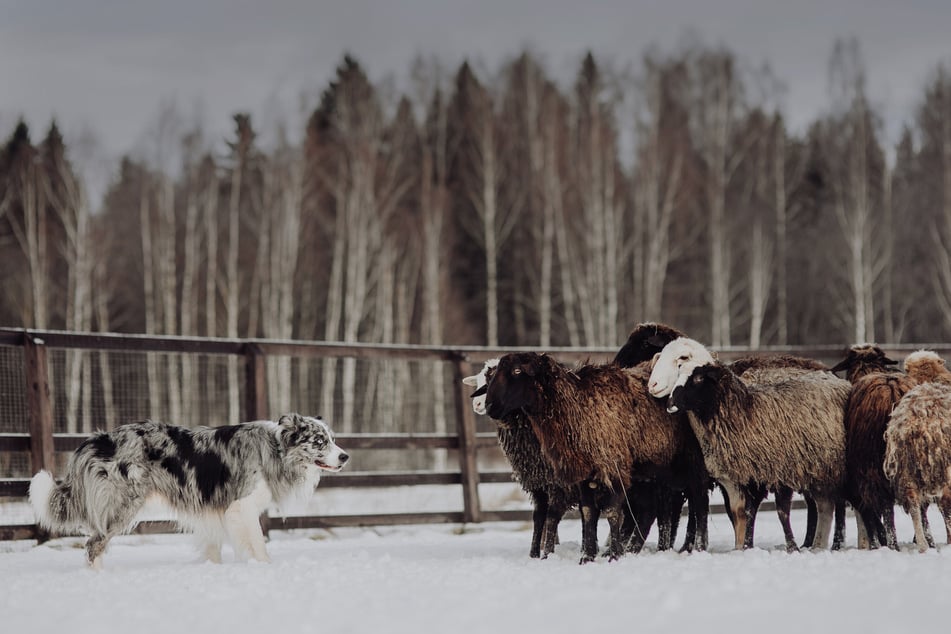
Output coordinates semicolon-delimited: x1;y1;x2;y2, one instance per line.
2;327;947;542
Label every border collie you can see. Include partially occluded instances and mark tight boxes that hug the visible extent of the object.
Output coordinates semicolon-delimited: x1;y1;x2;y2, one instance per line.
30;413;349;568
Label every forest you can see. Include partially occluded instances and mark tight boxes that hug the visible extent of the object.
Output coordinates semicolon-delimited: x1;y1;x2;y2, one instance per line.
3;39;951;359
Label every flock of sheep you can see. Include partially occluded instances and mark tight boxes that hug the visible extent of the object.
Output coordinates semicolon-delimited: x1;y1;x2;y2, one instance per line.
462;323;951;563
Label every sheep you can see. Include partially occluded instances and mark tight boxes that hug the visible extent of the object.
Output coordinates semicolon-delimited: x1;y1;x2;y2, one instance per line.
883;381;951;552
829;343;899;382
612;322;696;549
463;359;573;558
484;352;710;563
903;349;951;385
830;344;914;550
613;322;687;369
648;337;832;549
666;360;850;552
463;359;673;557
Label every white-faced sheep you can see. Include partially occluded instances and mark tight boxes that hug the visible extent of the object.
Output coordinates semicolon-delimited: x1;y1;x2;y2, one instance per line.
883;381;951;552
830;344;911;550
665;360;850;552
484;352;710;563
648;337;832;549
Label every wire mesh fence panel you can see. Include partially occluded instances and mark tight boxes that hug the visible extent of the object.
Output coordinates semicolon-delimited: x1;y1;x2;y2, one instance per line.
0;346;29;478
45;349;245;433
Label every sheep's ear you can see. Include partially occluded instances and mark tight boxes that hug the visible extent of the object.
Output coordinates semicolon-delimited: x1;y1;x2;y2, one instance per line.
649;351;661;370
883;356;900;366
462;375;479;387
829;358;851;373
470;385;487;398
646;334;668;348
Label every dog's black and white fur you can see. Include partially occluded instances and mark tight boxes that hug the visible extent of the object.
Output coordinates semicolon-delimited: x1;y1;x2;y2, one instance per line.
29;413;349;568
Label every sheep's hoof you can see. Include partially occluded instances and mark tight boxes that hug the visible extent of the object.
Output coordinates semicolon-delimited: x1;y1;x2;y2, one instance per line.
579;554;596;565
786;543;800;554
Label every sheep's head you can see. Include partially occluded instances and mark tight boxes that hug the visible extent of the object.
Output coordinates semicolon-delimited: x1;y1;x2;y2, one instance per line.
614;322;686;369
667;364;724;419
903;350;948;384
485;352;553;420
462;358;499;416
829;343;898;382
647;337;716;398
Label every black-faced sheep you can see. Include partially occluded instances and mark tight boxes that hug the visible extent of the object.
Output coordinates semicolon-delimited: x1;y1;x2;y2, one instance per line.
464;359;671;557
830;344;912;550
613;322;687;369
883;381;951;552
484;352;710;563
666;361;850;551
464;360;573;558
649;337;833;550
829;343;899;382
612;321;695;550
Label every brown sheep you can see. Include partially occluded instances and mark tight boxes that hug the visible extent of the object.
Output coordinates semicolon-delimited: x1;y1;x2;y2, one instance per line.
831;344;914;550
883;381;951;552
485;352;710;563
903;350;951;385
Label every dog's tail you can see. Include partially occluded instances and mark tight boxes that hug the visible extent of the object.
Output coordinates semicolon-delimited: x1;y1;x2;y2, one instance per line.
30;469;85;532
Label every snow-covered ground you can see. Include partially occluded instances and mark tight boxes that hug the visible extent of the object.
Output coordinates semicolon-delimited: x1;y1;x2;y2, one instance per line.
2;500;950;634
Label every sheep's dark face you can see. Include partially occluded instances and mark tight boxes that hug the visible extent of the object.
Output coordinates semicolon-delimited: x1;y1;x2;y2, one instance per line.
613;323;683;369
485;353;549;419
667;364;722;420
829;344;899;381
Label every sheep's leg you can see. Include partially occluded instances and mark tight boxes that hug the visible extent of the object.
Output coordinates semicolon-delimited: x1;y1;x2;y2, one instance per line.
857;508;883;550
920;502;936;548
774;487;799;553
529;490;549;559
939;487;951;545
578;482;602;564
623;482;656;554
686;480;709;553
801;494;818;548
655;487;674;552
540;503;566;559
855;511;871;550
742;484;766;549
832;498;846;551
907;493;929;553
719;480;748;550
883;505;899;551
811;497;835;549
602;499;626;561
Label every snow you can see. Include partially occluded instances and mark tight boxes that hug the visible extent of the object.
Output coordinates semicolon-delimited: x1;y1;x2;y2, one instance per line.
2;503;950;634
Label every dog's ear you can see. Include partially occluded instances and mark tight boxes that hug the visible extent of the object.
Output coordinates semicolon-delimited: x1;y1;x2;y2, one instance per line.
279;413;303;429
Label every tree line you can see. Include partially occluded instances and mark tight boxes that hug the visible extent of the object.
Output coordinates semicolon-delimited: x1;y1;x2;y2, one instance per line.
2;40;951;430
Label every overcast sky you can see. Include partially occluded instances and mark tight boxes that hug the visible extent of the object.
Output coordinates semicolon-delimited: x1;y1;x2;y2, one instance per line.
2;0;950;176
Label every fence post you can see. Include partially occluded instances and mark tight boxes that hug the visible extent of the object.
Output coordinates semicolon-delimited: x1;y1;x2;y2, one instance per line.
24;334;54;476
244;343;269;422
450;352;481;523
244;343;271;537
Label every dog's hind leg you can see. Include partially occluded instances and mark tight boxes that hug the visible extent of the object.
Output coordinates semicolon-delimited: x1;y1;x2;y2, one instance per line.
85;499;145;569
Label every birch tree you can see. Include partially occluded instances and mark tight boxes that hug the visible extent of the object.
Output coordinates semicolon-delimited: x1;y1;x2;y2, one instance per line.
688;49;747;347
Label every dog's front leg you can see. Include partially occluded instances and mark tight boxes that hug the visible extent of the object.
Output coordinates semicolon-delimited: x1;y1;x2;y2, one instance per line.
225;480;272;563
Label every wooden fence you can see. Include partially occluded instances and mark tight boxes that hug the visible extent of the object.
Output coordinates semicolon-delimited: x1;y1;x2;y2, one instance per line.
2;328;946;542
